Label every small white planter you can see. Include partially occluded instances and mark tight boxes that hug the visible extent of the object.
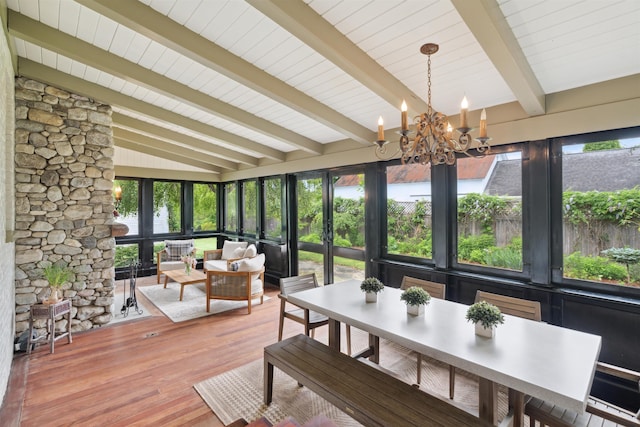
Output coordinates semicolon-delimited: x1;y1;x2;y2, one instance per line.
475;323;496;338
406;304;425;316
365;292;378;303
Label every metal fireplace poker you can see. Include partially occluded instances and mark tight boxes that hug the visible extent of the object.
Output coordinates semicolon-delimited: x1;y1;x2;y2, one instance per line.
121;260;143;317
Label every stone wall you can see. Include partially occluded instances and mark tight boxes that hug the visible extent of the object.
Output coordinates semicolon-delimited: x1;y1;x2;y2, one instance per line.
14;77;115;336
0;18;17;406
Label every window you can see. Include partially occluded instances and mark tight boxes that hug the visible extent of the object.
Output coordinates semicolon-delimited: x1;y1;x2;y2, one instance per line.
193;237;217;259
153;181;182;234
561;138;640;288
264;177;283;240
242;180;257;235
386;163;432;259
193;183;217;232
456;152;523;272
114;243;139;268
113;178;139;236
224;182;237;232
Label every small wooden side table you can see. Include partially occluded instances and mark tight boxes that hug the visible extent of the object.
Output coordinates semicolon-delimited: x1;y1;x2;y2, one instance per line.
27;299;73;354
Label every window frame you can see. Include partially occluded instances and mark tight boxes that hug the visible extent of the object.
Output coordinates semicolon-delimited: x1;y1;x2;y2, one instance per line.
450;143;531;281
551;127;640;298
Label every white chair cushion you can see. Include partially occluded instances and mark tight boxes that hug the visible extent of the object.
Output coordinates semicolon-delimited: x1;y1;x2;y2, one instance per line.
232;246;246;258
159;261;184;271
236;253;265;271
204;260;228;272
236;253;265;281
244;244;257;258
221;241;248;260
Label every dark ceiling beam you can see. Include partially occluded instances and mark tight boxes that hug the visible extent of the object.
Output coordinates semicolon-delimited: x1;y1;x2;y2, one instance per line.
76;0;374;146
17;59;287;162
8;10;323;154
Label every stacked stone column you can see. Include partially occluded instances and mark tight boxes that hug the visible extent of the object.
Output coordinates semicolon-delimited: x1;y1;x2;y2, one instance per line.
14;77;115;334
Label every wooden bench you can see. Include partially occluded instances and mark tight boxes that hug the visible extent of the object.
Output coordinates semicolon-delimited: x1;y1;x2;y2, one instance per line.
264;334;491;427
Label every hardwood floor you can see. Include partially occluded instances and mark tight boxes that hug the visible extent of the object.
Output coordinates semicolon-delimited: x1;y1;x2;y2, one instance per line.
2;276;297;427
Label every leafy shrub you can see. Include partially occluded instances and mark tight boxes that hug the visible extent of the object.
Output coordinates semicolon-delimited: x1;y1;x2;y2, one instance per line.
484;246;522;270
333;236;351;247
601;247;640;283
115;245;139;268
564;252;627;282
458;234;495;261
300;233;321;244
458;193;508;230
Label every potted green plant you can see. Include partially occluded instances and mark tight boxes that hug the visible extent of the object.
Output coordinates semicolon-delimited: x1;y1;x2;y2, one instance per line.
400;286;431;316
42;264;74;305
466;300;505;338
360;277;385;302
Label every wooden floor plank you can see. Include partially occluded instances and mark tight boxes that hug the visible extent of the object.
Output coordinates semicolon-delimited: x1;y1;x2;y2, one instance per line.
2;276;289;426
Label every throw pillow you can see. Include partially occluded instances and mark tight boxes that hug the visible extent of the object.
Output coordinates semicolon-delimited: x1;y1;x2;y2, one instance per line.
244;244;257;258
232;247;246;258
236;253;265;280
221;241;248;260
164;240;194;261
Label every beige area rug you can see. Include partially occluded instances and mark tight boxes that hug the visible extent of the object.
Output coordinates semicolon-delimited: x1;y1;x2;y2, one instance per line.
139;282;268;322
194;329;513;426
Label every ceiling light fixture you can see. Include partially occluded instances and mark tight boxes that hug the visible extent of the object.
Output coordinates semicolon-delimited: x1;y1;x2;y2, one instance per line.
375;43;491;165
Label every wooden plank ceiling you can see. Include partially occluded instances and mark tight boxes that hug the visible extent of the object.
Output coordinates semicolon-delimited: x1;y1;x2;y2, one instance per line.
5;0;640;179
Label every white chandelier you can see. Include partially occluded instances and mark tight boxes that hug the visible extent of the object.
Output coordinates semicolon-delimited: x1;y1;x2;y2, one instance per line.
374;43;491;165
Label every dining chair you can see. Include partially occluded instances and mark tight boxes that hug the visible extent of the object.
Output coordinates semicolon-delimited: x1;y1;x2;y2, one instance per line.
278;273;351;355
399;277;453;396
448;290;542;401
525;361;640;427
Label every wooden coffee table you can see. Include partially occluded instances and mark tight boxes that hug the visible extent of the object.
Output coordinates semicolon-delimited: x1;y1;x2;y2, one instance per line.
163;269;207;301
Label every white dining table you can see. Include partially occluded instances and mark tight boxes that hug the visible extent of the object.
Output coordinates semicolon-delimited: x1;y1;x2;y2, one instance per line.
288;280;602;426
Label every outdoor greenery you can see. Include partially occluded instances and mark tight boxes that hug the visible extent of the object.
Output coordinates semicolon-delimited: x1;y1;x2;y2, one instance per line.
563;188;640;228
193;183;217;231
601;248;640;284
466;301;505;329
112;175;639;288
583;140;620;152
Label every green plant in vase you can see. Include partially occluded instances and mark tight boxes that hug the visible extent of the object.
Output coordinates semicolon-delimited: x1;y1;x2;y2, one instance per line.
400;286;431;316
42;264;74;304
360;277;384;302
466;300;505;338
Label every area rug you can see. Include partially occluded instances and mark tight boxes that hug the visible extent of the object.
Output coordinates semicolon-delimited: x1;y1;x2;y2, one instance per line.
194;331;511;426
139;282;268;322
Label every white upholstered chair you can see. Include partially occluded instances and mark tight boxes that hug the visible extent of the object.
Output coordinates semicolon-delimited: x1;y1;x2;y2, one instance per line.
203;241;256;272
205;253;265;314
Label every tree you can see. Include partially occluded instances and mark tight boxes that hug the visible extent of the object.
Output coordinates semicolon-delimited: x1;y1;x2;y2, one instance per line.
601;248;640;284
583;140;621;152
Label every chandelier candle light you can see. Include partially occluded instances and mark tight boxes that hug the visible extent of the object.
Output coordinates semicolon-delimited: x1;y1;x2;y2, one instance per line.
375;43;491;165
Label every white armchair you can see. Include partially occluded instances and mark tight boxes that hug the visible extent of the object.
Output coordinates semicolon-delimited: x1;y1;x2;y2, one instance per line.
156;239;196;284
205;253;265;314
